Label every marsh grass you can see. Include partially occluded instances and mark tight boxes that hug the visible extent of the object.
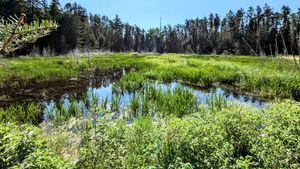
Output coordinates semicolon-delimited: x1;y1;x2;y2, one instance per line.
129;94;140;118
101;96;109;111
0;54;299;100
0;80;203;123
126;82;198;118
145;55;300;100
0;102;41;124
205;93;228;112
1;54;300;168
111;94;122;113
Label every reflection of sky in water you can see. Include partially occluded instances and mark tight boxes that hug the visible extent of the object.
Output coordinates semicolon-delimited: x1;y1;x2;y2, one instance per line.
43;81;268;121
89;84;132;107
157;82;267;108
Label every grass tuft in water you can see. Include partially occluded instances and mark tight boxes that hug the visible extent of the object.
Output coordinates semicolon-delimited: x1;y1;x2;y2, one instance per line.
205;93;228;113
0;102;41;124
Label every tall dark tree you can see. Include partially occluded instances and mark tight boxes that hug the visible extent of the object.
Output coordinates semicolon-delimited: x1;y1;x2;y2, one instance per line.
111;15;123;52
281;5;292;55
1;1;299;56
49;0;61;20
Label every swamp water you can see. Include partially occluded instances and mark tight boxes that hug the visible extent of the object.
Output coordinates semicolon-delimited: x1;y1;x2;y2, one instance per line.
0;68;268;123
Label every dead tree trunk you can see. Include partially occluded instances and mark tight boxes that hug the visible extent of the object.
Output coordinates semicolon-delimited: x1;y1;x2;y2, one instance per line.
242;37;258;56
269;44;273;57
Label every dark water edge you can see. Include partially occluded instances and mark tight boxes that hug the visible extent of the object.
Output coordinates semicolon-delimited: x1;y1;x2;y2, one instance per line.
0;68;132;107
0;68;270;123
0;68;269;108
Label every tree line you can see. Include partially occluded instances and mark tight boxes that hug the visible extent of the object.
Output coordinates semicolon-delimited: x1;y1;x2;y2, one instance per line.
0;0;300;56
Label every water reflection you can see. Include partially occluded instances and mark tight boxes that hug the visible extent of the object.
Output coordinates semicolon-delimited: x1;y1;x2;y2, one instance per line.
43;81;268;122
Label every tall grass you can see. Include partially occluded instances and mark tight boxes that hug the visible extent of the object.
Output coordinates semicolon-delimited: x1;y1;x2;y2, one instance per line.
205;93;228;112
111;94;122;113
0;102;41;124
129;94;140;118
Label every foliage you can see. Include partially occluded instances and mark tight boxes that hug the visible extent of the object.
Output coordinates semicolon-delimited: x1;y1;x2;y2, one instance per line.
74;100;300;168
0;53;299;168
0;98;299;168
247;100;300;168
1;1;300;57
0;14;58;56
0;102;42;124
0;123;73;169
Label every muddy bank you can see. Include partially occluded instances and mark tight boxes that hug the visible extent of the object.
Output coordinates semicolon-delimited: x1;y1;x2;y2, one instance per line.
0;67;133;106
178;80;272;103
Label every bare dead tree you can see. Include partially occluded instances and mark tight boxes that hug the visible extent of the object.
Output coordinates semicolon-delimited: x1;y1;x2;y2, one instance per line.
280;31;288;57
269;44;273;57
278;31;299;69
275;38;279;57
242;37;258;56
290;34;299;69
295;34;300;69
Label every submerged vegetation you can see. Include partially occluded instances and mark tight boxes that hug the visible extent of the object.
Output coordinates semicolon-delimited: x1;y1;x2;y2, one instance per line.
0;54;300;168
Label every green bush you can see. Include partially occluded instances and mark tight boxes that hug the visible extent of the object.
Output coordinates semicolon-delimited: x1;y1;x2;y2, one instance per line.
75;100;300;168
14;149;73;169
248;100;300;168
0;123;73;169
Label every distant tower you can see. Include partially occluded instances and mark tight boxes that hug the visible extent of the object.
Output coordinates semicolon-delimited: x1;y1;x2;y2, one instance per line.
160;16;162;32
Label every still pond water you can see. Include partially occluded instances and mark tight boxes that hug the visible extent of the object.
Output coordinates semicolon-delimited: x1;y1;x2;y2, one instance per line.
0;68;268;122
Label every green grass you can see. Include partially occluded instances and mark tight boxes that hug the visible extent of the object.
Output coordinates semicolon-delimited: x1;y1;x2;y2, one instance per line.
0;54;150;82
0;53;300;168
0;102;42;124
2;53;298;100
140;54;300;100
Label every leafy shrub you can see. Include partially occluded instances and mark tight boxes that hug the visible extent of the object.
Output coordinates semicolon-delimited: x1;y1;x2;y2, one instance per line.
160;116;233;168
248;100;300;168
76;119;128;168
0;123;41;168
14;149;73;169
0;123;73;169
75;100;300;168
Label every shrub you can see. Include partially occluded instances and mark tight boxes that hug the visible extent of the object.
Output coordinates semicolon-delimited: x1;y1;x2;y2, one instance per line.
0;123;73;169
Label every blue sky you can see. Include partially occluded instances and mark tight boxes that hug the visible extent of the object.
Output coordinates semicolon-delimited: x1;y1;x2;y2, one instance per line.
59;0;299;30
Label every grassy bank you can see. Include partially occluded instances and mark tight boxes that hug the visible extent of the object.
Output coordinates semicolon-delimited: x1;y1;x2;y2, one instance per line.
0;54;149;81
0;53;299;100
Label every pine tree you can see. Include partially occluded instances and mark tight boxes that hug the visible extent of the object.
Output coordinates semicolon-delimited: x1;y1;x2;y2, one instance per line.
0;14;58;56
111;15;123;52
50;0;61;20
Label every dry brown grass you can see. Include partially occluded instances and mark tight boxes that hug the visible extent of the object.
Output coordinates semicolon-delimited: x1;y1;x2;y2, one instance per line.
281;55;300;62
